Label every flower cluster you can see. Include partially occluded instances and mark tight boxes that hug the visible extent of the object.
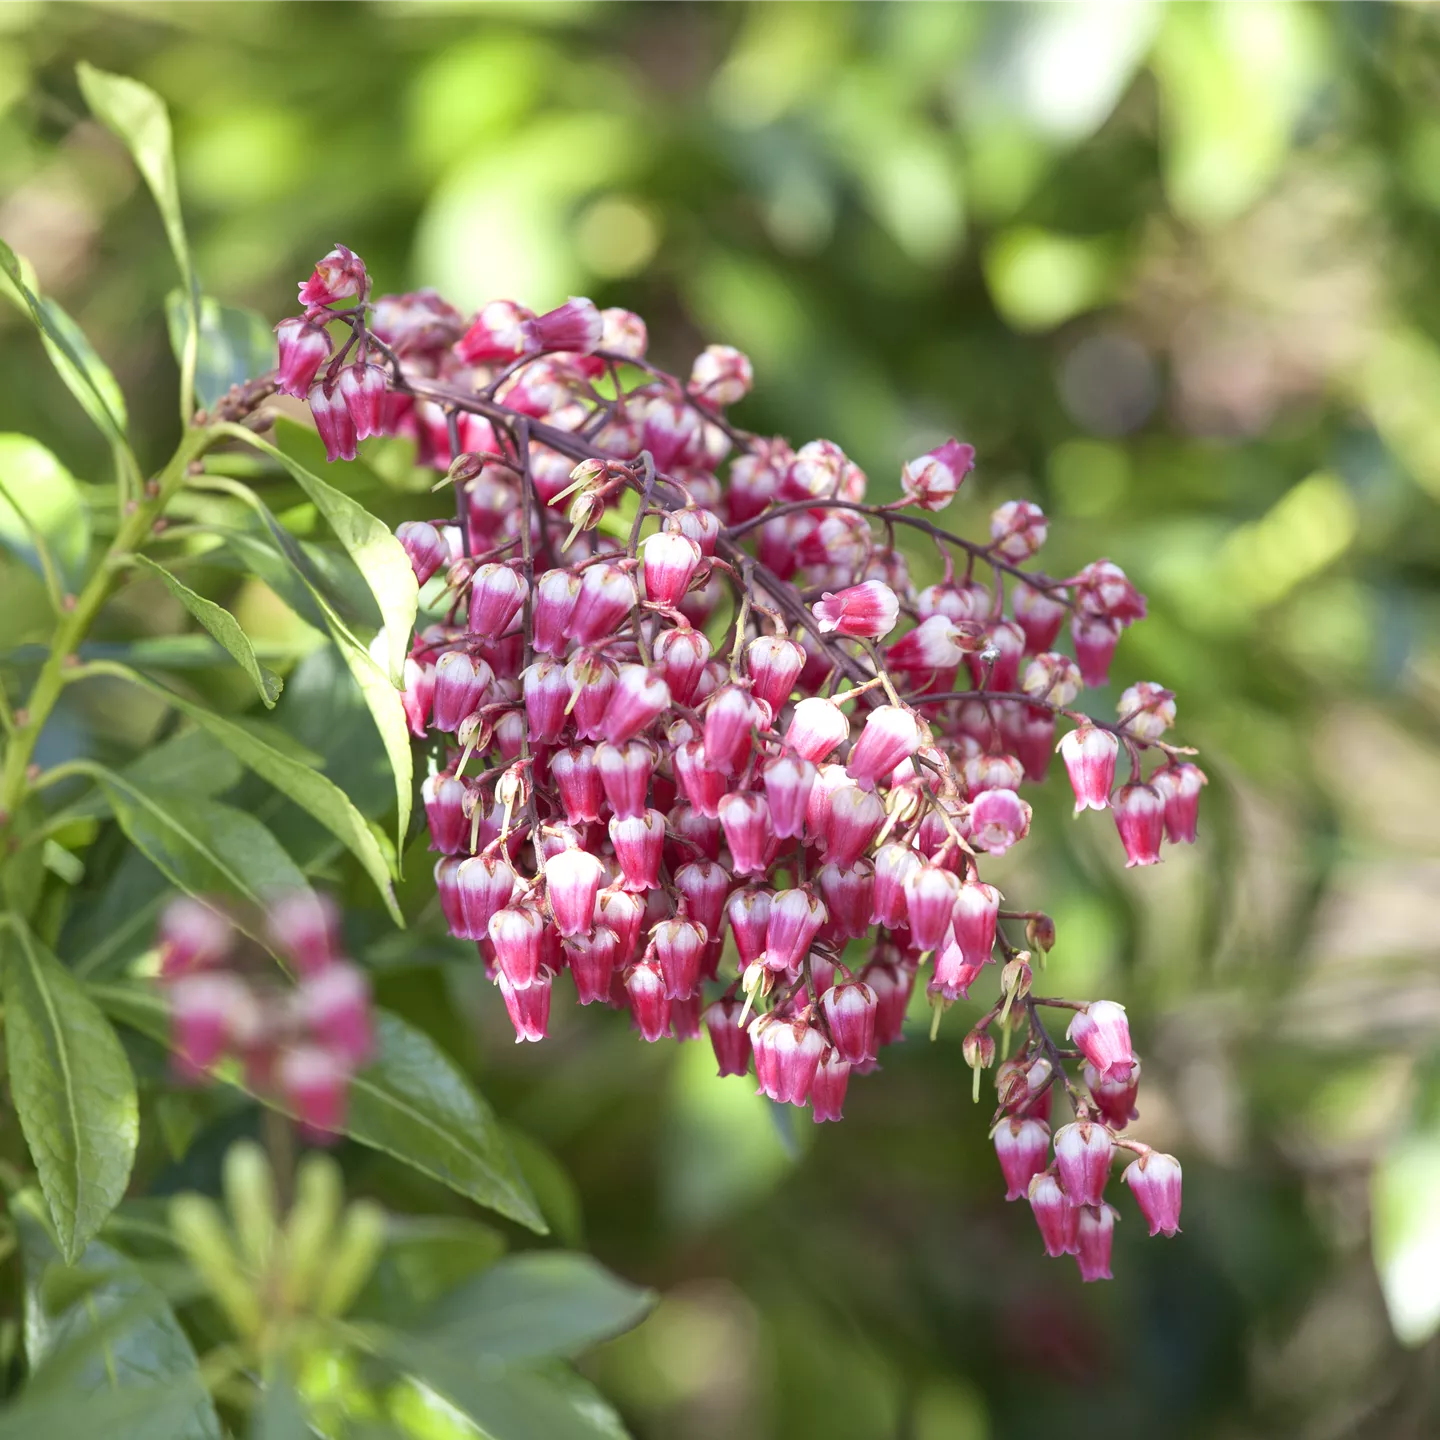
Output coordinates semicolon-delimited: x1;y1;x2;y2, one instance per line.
159;892;375;1138
254;245;1205;1276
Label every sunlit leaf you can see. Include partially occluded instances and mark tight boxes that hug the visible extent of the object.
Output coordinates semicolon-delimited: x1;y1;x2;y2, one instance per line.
2;919;138;1262
133;555;282;706
226;421;418;686
0;239;130;449
0;433;91;598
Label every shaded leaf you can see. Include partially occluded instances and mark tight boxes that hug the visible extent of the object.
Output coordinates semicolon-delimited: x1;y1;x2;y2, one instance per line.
249;1364;310;1440
92;767;308;915
0;433;90;595
2;919;138;1262
14;1190;220;1439
232;420;418;685
165;292;276;412
0;239;130;447
90;663;399;921
350;1216;506;1328
414;1253;654;1363
133;555;282;706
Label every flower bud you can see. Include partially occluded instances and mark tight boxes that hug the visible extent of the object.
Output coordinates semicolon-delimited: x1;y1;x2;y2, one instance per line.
812;580;899;639
545;846;605;938
762;754;817;840
653;916;708;1000
1118;681;1176;741
159;897;234;979
703;996;752;1077
422;773;470;854
1054;1121;1114;1208
1000;957;1033;1005
820;785;885;868
455;298;534;363
1111;782;1164;867
1074;558;1146;625
821;980;877;1065
1067;1000;1135;1082
595;740;653;819
989;499;1047;560
308;382;357;463
565;925;620;1005
278;1043;351;1137
654;626;711;705
275;317;332;398
817;859;874;941
597;886;646;964
297;962;374;1067
810;1048;851;1123
338;363;387;441
1058;725;1118;814
567;656;617;742
785;696;850;763
703;685;759;775
688;344;754;407
994;1117;1051;1201
1122;1151;1182;1237
299;244;366;307
402;657;436;739
903;864;960;952
717;791;773;876
602;666;670;744
468;564;527;640
455;855;518;940
642;530;702;607
609;809;666;890
600;306;647;359
626;958;671;1042
1152;762;1206;844
750;1013;826;1105
551;744;605;824
1027;1173;1080;1257
170;971;257;1074
1026;912;1057;953
1085;1059;1141;1130
673;859;731;938
1075;1203;1118;1282
846;705;922;789
496;968;553;1043
962;1028;996;1073
433;651;493;734
967;788;1032;855
900;439;974;511
1072;612;1122;688
745;635;805;713
529;296;603;354
1013;581;1068;654
673;738;729;818
569;562;635;645
726;887;772;968
665;504;722;558
532;568;582;655
764;888;827;974
952;880;1000;968
396;521;448;588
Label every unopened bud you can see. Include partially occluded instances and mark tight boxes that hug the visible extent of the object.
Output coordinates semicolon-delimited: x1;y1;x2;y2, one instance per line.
964;1027;997;1103
314;1200;388;1318
222;1140;278;1275
1026;912;1056;955
170;1194;261;1336
447;451;486;487
280;1152;343;1311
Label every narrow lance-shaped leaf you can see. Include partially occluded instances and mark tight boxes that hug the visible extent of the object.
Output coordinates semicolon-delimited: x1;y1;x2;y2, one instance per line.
76;62;199;416
81;661;401;923
223;421;418;686
93;988;543;1232
0;433;90;600
2;919;138;1263
0;239;131;450
90;765;309;921
133;554;282;706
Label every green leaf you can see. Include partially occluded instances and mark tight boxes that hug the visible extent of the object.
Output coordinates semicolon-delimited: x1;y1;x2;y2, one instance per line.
249;1365;310;1440
91;767;308;916
227;421;418;686
133;555;282;706
76;63;198;414
2;919;138;1263
1374;1128;1440;1346
351;1216;506;1328
14;1190;221;1440
0;433;91;597
376;1353;634;1440
165;292;277;412
312;596;413;860
414;1253;654;1363
94;989;542;1230
86;662;400;922
0;239;131;449
0;1383;211;1440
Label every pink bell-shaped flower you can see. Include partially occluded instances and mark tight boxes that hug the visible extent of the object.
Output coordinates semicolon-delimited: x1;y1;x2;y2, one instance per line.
812;580;899;639
609;809;666;891
1152;762;1207;844
1027;1172;1080;1257
1054;1121;1114;1208
275;317;332;398
544;846;605;938
703;996;753;1077
810;1047;851;1123
1111;781;1164;867
994;1117;1051;1202
1067;1000;1135;1083
496;968;553;1044
1123;1151;1183;1237
821;980;877;1065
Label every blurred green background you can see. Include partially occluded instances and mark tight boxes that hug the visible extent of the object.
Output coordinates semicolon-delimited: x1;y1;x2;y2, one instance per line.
5;2;1440;1436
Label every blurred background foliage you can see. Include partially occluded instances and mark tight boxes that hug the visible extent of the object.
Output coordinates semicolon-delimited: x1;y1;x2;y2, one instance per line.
3;2;1440;1436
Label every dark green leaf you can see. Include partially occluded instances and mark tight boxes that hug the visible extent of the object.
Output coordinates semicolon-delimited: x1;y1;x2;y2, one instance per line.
92;767;309;915
133;555;282;705
414;1253;654;1363
14;1189;221;1440
89;663;399;922
0;433;90;596
351;1216;506;1327
3;920;138;1262
0;239;130;447
0;1382;210;1440
94;989;542;1229
231;421;418;686
165;292;276;412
